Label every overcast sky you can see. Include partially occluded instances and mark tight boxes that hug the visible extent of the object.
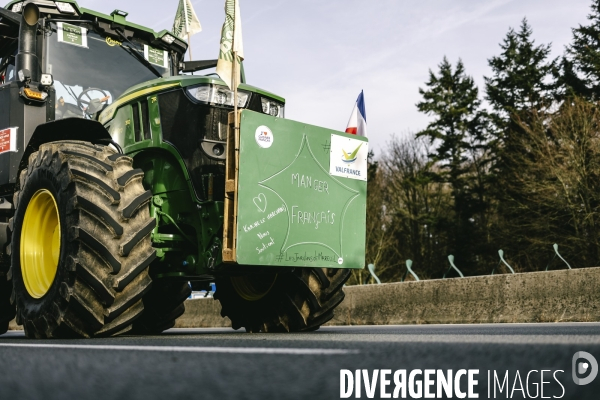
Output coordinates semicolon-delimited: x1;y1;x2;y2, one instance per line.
76;0;592;154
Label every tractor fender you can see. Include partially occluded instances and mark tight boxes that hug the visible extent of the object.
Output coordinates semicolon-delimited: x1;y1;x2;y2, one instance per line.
27;118;113;150
20;118;113;172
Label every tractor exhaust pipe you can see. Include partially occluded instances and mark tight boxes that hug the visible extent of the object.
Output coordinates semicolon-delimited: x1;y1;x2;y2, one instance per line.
15;2;40;83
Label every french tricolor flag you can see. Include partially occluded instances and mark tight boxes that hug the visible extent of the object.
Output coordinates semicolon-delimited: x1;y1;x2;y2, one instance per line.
345;90;367;137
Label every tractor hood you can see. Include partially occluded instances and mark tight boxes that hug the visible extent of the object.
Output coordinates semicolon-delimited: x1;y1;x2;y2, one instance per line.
99;75;285;126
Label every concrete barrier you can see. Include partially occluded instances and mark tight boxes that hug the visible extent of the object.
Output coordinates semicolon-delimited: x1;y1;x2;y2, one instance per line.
9;267;600;330
327;267;600;325
174;267;600;328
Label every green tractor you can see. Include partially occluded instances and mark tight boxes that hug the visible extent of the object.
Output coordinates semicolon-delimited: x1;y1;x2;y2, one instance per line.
0;0;368;338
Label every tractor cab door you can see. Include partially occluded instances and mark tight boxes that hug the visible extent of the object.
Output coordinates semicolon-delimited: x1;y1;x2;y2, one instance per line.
0;8;46;189
0;8;19;85
0;8;19;161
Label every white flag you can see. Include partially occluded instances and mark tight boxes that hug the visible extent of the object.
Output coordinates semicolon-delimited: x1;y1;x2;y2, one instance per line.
172;0;202;40
216;0;244;90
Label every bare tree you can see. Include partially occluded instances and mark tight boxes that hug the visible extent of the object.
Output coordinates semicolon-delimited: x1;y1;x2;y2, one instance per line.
349;161;398;285
380;135;454;281
499;98;600;270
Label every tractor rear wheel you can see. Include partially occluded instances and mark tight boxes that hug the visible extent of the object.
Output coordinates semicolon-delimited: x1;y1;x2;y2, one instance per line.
0;269;15;335
132;280;191;334
214;268;350;332
10;141;155;338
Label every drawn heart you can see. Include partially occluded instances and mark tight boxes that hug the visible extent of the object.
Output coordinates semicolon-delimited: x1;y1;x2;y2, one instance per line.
253;193;267;213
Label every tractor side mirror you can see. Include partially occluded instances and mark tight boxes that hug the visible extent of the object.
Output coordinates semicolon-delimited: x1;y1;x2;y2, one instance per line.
180;60;218;73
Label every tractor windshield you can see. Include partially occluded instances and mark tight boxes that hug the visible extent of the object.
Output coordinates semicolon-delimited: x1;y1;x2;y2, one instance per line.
45;22;170;119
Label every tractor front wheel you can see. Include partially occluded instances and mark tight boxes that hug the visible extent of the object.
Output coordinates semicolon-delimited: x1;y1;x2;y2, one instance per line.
214;268;350;332
10;141;155;338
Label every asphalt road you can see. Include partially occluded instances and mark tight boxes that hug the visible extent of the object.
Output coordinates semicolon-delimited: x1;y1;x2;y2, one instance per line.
1;323;599;400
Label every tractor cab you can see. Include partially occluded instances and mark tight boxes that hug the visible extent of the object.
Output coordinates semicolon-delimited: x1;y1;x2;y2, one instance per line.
0;0;187;187
1;1;186;119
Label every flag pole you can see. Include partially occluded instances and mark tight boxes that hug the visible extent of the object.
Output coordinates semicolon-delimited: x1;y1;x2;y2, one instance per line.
233;51;238;117
183;0;192;62
233;0;239;135
233;50;238;132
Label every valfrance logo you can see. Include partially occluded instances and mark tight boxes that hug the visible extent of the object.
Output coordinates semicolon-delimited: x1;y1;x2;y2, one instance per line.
341;143;363;164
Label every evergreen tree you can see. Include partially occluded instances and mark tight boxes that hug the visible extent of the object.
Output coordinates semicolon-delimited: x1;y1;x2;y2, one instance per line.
562;0;600;99
485;18;555;125
485;20;557;264
416;57;488;274
417;57;485;177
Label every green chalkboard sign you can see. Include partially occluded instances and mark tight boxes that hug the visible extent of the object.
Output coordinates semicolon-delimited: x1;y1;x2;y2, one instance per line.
235;110;368;269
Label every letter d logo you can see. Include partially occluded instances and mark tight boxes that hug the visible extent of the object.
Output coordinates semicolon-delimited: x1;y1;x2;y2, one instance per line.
572;351;598;385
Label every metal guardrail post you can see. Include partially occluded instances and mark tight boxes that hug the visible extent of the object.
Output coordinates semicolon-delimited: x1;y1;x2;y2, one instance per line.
401;259;420;282
545;243;572;271
491;249;515;275
443;255;464;278
367;263;381;284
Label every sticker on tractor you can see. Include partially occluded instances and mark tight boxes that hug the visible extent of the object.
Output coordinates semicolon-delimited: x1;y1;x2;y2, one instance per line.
0;127;18;154
57;22;88;48
329;134;368;181
144;45;168;69
255;125;274;148
105;37;122;47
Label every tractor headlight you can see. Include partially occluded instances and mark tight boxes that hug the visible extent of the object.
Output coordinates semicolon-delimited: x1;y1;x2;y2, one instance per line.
11;2;23;12
55;2;76;14
40;73;54;87
161;34;176;44
261;97;285;118
191;85;211;103
186;84;249;108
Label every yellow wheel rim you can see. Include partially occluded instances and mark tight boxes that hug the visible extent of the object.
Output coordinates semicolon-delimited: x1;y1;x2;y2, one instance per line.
20;189;61;299
230;274;277;302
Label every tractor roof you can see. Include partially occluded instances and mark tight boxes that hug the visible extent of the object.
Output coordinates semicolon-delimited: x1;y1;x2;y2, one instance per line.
2;1;187;55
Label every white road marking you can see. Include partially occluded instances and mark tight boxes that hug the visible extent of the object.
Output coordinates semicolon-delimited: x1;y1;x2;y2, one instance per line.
0;343;357;355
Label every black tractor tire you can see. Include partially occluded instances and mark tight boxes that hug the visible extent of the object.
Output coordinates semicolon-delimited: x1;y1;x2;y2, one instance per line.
10;141;155;338
0;213;16;335
131;280;191;334
0;222;15;335
0;271;15;335
214;267;351;333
